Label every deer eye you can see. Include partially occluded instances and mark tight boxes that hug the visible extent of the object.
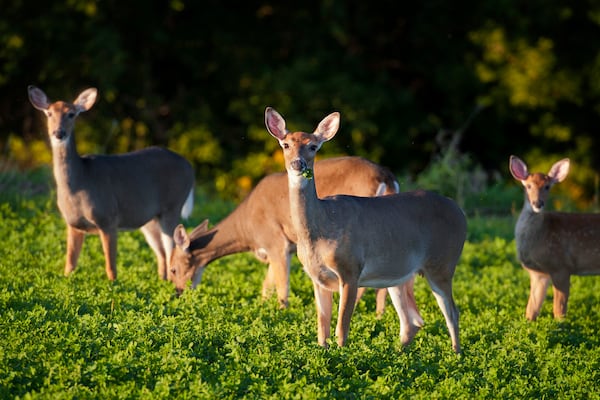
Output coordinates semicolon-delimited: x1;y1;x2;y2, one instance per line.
544;185;550;190
67;112;76;119
309;144;318;151
47;111;53;117
526;184;531;189
282;143;289;149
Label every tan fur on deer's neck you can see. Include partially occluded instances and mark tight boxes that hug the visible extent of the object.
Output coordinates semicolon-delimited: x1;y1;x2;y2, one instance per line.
289;174;327;239
188;203;256;266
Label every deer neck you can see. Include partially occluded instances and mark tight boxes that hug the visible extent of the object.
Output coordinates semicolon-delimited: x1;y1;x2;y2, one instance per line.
287;173;325;243
190;209;253;266
51;136;84;191
515;196;545;242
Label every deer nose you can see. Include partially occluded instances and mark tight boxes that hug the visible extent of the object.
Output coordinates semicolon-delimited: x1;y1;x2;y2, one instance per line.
290;158;307;172
53;129;66;140
531;199;544;212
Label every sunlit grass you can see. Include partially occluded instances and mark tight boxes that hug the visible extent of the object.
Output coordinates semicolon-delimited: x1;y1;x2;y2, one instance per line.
1;188;599;398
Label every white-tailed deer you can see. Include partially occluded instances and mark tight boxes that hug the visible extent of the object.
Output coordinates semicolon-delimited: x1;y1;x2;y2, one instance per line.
509;155;600;320
265;107;466;352
170;156;395;313
28;86;194;281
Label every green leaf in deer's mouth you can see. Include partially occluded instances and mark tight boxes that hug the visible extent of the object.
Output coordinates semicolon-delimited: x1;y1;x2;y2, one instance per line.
301;168;314;179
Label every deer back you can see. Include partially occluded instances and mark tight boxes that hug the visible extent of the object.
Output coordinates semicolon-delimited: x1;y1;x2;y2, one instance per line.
313;156;398;196
56;147;193;230
297;190;467;288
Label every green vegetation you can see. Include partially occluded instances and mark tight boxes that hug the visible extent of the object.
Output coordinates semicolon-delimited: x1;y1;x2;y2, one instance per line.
3;3;599;396
1;172;599;399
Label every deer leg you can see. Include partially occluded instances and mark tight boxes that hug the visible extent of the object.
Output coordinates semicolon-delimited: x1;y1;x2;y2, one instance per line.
375;288;388;318
160;231;174;278
355;287;388;318
402;276;422;327
425;274;460;353
140;219;167;280
65;225;85;276
313;282;333;347
336;280;358;347
550;272;571;320
388;279;423;348
273;252;291;309
262;264;276;299
355;287;367;304
98;229;118;281
525;268;551;321
158;215;180;280
260;249;291;308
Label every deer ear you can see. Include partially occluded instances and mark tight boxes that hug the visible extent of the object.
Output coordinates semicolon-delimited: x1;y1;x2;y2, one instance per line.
28;86;50;111
190;219;209;238
73;88;98;113
173;224;191;251
548;158;570;183
265;107;287;140
314;112;340;143
509;155;529;181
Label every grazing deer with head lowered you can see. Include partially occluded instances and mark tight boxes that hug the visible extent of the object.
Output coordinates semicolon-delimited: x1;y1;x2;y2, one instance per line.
28;86;194;281
265;107;466;352
509;155;600;320
170;156;395;313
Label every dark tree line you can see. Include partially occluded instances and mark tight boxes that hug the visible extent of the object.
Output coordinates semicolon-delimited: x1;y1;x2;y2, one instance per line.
1;0;599;203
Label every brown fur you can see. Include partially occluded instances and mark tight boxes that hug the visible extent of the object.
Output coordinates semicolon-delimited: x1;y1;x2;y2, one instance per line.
170;156;397;312
265;107;466;352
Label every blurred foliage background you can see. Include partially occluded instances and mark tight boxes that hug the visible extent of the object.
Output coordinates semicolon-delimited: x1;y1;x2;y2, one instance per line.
1;0;599;210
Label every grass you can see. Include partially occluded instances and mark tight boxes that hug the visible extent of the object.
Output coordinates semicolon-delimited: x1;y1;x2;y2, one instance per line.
1;174;599;398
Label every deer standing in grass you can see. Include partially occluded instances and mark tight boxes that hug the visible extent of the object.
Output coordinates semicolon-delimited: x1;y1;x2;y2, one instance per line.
265;107;466;352
509;155;600;321
28;86;194;281
170;156;395;312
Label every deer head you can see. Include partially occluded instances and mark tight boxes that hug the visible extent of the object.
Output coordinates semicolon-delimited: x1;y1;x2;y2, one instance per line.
265;107;339;182
28;86;97;144
509;155;570;213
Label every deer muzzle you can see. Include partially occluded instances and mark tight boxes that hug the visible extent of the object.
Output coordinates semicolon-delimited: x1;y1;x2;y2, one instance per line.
290;158;307;173
290;158;314;179
53;129;67;140
531;199;544;212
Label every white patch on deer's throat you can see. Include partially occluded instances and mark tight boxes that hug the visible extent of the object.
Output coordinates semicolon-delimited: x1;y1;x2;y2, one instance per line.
530;202;543;213
288;173;308;188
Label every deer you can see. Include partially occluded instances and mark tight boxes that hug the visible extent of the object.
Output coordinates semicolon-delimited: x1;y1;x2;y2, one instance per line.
264;107;466;353
28;86;195;281
170;156;396;313
509;155;600;321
